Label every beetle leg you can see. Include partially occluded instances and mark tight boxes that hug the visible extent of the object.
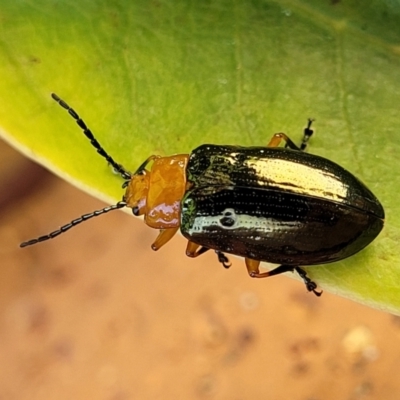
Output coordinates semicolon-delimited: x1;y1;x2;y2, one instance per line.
186;241;210;257
268;120;314;152
245;259;322;296
297;119;314;151
267;133;301;150
151;227;179;251
186;242;231;269
294;267;322;296
246;258;294;277
215;251;231;269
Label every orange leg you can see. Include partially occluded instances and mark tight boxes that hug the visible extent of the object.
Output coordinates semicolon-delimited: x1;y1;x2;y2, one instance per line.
245;258;262;276
267;133;300;149
245;258;294;277
268;119;314;151
245;258;321;296
151;227;179;251
185;241;209;257
186;241;231;268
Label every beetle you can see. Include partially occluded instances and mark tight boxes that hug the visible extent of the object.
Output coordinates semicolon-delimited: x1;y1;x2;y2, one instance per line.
20;93;385;296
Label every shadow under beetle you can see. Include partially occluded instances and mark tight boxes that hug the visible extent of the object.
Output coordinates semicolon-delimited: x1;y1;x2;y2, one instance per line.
21;94;385;296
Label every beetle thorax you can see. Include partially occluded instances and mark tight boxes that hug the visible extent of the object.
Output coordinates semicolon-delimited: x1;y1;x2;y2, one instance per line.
125;154;189;229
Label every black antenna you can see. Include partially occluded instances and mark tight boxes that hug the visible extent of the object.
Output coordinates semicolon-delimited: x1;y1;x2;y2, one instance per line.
20;201;127;248
51;93;132;180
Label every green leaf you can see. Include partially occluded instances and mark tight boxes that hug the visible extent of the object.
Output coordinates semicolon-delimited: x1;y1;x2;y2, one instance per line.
0;0;399;313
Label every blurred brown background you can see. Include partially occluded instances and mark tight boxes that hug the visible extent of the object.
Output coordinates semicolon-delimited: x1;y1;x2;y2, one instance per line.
1;138;400;400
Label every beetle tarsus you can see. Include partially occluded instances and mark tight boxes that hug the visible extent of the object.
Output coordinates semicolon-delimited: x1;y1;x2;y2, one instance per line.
295;266;322;297
299;118;315;151
215;251;231;269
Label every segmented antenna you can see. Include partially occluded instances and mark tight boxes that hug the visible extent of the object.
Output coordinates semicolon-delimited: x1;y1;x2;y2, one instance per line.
51;93;132;180
20;201;127;248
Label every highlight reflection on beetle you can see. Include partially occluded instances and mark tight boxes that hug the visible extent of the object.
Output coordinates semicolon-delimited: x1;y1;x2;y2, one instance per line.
21;94;385;296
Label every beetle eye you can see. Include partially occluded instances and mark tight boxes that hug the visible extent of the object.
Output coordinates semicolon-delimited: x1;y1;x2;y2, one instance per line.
132;206;140;216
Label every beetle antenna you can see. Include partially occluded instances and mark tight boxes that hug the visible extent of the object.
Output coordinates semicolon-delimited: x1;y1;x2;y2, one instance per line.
51;93;132;180
20;201;127;248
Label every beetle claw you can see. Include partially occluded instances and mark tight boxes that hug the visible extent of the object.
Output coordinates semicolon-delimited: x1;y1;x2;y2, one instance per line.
295;267;322;297
215;251;231;269
306;282;323;297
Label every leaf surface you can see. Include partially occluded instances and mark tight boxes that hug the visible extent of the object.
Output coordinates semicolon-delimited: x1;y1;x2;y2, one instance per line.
0;0;399;313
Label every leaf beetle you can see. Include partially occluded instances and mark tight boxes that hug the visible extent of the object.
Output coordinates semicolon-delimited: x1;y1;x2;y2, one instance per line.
21;94;385;296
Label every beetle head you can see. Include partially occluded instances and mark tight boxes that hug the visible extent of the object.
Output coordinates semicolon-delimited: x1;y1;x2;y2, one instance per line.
124;171;150;216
